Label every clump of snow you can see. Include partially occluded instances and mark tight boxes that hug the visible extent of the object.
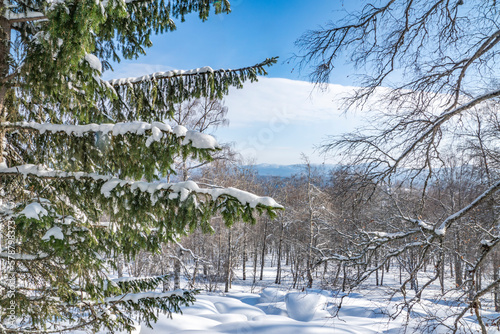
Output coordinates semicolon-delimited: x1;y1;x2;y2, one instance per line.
285;292;327;322
182;130;219;149
85;54;102;73
20;202;48;220
42;226;64;241
100;179;125;198
209;187;283;209
173;125;187;137
145;125;163;147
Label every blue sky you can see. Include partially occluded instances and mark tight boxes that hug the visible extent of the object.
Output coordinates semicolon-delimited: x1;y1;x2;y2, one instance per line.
105;1;364;164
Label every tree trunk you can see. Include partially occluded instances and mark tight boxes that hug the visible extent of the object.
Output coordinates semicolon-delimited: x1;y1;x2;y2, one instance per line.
0;14;11;166
454;233;463;288
117;253;124;278
333;262;341;287
380;262;384;286
476;267;482;292
494;252;500;311
191;260;198;288
275;221;284;284
305;162;314;289
242;227;247;281
173;247;182;289
342;262;347;292
253;238;258;284
439;251;445;294
224;229;232;292
259;218;268;281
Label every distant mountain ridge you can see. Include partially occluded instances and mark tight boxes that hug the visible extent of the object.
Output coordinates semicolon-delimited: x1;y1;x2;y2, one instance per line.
244;164;339;178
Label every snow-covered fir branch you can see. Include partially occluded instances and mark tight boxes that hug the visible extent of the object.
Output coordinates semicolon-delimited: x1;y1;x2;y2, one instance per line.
0;164;283;209
106;58;277;87
0;121;219;149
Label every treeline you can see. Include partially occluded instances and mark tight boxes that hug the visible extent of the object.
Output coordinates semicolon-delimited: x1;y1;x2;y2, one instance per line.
121;154;500;311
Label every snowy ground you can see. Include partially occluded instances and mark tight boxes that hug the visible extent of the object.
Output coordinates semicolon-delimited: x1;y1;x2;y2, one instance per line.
132;265;500;334
139;289;398;334
63;262;500;333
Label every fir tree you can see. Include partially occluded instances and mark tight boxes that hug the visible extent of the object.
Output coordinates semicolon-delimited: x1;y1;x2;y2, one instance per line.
0;0;280;332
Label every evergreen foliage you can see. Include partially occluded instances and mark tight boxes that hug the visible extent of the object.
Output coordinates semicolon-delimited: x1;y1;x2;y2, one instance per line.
0;0;280;332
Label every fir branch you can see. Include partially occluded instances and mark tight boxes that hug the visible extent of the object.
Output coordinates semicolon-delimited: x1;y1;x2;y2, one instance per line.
106;57;278;87
104;57;278;121
0;121;218;149
0;164;283;209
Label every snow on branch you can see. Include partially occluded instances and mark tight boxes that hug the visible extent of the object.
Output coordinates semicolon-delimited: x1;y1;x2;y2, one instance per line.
105;289;186;304
0;121;219;149
0;164;283;209
0;251;49;261
107;66;215;86
106;57;278;87
4;11;46;23
436;178;500;235
3;0;46;23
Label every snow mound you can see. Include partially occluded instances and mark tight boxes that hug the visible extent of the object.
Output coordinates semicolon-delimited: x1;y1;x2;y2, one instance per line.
285;292;327;322
213;300;266;320
198;313;248;323
255;302;288;316
140;313;221;333
260;288;286;303
211;315;335;334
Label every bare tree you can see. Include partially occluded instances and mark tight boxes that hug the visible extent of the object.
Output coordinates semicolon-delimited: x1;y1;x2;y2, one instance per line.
296;1;500;333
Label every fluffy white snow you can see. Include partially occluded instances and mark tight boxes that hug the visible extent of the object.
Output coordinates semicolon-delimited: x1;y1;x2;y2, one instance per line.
182;130;219;150
20;202;48;220
84;54;102;73
42;226;64;240
63;258;500;334
134;289;401;334
138;292;335;334
285;292;327;321
0;121;217;149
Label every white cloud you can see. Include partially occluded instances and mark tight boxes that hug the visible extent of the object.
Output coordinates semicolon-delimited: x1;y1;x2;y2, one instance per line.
224;77;359;127
218;77;365;164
